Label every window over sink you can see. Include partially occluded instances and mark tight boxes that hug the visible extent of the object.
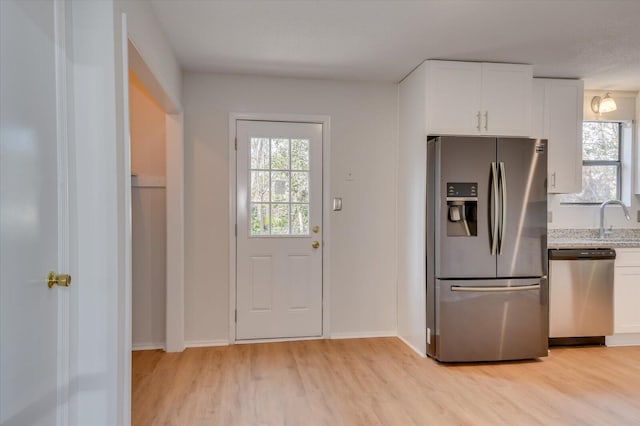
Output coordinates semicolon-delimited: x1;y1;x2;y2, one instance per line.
561;121;622;204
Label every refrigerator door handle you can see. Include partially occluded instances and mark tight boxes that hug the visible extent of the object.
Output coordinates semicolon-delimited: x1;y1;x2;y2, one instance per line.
490;162;499;256
451;284;540;293
498;161;507;255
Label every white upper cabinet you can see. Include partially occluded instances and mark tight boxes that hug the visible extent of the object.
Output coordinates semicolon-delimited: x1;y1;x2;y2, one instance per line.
532;78;584;194
425;61;483;135
481;63;533;136
425;61;532;136
531;79;547;139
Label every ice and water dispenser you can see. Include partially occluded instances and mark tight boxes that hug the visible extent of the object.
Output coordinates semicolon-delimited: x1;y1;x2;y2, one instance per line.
446;182;477;237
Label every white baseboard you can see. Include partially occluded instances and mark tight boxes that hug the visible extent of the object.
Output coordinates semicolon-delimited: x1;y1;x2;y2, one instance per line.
606;333;640;347
132;343;165;351
330;330;397;340
397;335;427;358
184;339;229;348
235;336;325;344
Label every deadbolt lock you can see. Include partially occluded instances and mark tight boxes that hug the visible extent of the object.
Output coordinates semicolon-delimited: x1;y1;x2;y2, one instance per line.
312;225;320;234
48;272;71;289
312;241;320;249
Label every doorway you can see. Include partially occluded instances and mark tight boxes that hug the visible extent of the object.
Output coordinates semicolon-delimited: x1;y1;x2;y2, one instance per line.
129;70;167;350
235;120;324;340
125;39;185;354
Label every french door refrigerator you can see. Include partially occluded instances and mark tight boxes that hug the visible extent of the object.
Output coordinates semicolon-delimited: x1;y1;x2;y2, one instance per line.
426;136;549;362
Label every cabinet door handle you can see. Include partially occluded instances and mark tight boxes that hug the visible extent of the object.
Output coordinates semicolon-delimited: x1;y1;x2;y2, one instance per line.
551;172;556;188
484;111;489;131
476;111;481;131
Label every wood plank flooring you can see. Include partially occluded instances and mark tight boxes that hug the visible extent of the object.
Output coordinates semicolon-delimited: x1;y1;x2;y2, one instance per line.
132;338;640;425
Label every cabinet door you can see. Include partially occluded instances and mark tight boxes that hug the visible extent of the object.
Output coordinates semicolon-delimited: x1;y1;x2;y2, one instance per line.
481;63;532;136
426;61;482;135
531;79;548;139
614;266;640;333
546;79;583;194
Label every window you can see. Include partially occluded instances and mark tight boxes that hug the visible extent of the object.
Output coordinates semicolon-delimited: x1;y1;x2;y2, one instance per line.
561;121;622;204
249;137;310;236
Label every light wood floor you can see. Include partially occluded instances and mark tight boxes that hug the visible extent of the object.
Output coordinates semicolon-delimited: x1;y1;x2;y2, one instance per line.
132;338;640;425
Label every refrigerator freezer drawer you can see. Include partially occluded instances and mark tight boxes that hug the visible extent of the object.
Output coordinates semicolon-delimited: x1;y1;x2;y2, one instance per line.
435;278;548;362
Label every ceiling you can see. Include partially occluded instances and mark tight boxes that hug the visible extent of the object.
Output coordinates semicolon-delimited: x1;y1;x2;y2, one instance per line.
150;0;640;90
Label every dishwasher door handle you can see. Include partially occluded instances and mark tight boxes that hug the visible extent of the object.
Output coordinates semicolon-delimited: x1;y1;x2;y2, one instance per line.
451;284;540;293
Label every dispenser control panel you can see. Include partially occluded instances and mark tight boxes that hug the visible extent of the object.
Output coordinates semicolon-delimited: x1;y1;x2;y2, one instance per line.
445;182;478;237
446;182;477;199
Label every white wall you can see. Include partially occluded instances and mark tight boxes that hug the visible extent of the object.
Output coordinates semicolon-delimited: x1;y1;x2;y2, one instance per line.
69;1;124;423
549;90;640;229
118;0;181;109
183;73;398;344
129;71;166;177
129;71;167;349
131;189;166;348
397;63;428;356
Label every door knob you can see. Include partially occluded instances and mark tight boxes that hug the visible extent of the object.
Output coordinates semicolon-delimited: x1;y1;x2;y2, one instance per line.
48;272;71;289
312;241;320;249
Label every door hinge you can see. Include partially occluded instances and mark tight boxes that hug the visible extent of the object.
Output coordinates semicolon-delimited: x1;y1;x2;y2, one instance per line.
234;137;237;150
235;224;237;236
235;309;237;323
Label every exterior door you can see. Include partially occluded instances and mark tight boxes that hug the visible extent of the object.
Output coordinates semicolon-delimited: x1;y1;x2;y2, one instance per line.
496;138;548;278
435;136;497;279
236;120;323;340
1;0;68;424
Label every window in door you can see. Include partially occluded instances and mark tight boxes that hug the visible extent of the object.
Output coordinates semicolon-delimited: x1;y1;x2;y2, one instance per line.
561;121;622;204
249;137;310;236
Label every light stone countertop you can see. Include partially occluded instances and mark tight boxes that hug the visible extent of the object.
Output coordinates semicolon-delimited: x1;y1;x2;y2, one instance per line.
548;229;640;249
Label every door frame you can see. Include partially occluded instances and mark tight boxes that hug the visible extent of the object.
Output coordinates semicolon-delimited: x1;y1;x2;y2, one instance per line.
228;113;331;343
125;23;185;353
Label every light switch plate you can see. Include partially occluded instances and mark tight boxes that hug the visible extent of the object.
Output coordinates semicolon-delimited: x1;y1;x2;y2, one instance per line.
547;211;553;223
332;197;342;211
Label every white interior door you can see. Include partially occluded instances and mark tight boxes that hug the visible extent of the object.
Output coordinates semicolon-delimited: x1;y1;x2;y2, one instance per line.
1;0;68;424
236;120;323;340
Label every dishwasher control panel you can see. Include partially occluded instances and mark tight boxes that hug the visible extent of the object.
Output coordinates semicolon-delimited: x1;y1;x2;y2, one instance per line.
548;249;616;260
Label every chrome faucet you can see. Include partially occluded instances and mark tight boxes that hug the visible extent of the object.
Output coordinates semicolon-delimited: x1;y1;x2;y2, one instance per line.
599;199;631;239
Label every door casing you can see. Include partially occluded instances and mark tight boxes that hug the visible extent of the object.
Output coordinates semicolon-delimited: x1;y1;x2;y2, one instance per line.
228;113;331;343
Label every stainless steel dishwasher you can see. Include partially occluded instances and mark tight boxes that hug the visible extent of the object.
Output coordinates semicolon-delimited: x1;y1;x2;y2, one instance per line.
548;249;615;345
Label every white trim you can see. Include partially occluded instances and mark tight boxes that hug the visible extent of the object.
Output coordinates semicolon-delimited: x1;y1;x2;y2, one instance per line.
132;343;165;351
54;0;71;423
119;12;133;426
321;118;332;338
606;333;640;347
397;335;428;358
228;115;237;343
185;339;230;348
228;113;331;344
331;331;397;340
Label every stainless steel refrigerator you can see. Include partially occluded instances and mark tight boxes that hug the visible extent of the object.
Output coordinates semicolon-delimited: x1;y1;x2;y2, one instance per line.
426;136;549;362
